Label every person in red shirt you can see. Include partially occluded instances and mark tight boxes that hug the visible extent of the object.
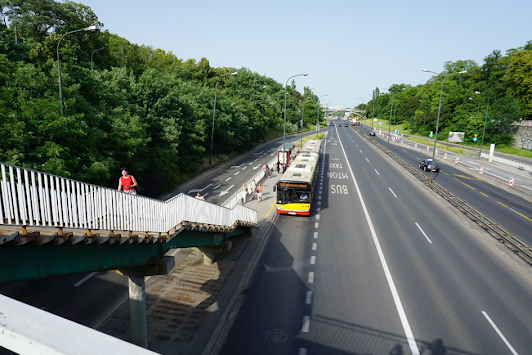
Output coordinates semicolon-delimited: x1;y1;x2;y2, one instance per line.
118;167;138;195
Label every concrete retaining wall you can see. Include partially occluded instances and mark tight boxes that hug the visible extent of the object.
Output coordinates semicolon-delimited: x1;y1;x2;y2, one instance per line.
512;126;532;150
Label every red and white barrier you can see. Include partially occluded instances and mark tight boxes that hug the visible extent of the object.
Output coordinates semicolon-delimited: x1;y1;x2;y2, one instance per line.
415;143;417;148
444;153;447;159
427;146;429;151
479;166;484;175
509;177;514;187
435;149;438;155
455;157;459;164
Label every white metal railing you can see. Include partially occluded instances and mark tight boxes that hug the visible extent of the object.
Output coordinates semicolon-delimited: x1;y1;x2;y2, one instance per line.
0;162;257;233
221;157;277;208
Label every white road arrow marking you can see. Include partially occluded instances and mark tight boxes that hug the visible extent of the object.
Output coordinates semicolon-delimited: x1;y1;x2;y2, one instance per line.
253;164;261;170
231;163;245;168
188;183;212;194
220;184;234;197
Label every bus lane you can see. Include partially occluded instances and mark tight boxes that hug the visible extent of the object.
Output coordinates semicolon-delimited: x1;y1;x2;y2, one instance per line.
297;125;418;354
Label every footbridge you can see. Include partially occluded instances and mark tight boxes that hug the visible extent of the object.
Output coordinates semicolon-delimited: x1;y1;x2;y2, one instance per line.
0;161;258;351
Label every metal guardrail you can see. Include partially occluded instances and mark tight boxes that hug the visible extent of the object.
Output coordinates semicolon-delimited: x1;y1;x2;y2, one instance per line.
221;156;278;208
480;153;532;171
0;162;257;234
359;132;532;266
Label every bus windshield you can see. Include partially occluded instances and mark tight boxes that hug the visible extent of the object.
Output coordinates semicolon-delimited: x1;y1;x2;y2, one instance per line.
278;187;311;203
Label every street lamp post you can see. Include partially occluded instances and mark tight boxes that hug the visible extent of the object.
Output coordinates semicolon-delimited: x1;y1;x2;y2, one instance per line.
300;87;317;148
469;91;481;146
387;88;405;150
57;25;100;114
479;92;491;158
317;94;329;131
422;68;467;182
283;73;308;164
91;45;107;71
210;71;238;165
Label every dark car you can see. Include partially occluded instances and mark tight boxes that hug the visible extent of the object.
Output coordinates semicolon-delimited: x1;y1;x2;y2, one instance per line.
369;131;376;136
330;122;334;126
344;123;349;127
419;159;440;172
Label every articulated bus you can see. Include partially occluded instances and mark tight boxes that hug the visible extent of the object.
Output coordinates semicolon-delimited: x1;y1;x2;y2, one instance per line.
274;139;322;215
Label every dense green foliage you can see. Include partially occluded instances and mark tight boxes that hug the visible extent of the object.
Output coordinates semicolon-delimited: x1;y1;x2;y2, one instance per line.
359;45;532;147
0;0;323;196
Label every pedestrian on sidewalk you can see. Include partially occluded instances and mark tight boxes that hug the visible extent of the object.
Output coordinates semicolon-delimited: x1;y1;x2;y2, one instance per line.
241;183;248;204
257;183;263;202
250;179;257;199
276;161;280;174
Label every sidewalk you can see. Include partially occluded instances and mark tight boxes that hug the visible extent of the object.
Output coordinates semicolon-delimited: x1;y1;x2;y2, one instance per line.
98;168;283;354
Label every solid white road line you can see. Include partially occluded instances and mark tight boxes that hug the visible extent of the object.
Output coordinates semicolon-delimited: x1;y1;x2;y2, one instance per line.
482;311;519;355
336;125;421;355
389;188;398;198
74;272;97;287
415;223;433;244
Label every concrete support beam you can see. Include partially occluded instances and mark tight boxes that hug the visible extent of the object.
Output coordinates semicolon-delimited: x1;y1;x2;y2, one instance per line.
198;240;232;265
128;276;148;348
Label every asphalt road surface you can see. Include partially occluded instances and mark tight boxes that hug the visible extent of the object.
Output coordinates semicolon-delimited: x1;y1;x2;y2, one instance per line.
220;123;532;355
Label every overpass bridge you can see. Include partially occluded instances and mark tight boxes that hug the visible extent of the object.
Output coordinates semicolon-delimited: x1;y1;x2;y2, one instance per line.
0;161;258;351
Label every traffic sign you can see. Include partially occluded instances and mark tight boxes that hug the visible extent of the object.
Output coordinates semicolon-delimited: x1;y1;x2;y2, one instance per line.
429;133;433;138
473;137;477;142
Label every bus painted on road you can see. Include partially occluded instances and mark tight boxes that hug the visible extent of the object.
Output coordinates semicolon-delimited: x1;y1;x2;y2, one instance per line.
274;139;322;215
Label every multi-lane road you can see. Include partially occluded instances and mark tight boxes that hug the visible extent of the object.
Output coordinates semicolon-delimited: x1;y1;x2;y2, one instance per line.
220;122;532;355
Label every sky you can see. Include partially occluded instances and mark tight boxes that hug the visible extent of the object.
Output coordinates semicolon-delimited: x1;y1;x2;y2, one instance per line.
78;0;532;108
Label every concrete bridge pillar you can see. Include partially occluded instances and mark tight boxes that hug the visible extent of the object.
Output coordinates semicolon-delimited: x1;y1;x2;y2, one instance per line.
198;240;232;265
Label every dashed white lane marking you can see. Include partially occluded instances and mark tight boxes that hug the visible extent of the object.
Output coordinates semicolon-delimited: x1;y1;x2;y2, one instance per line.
317;208;321;212
203;193;209;197
299;348;307;355
316;214;320;220
389;188;398;198
308;272;314;284
213;184;221;189
366;157;369;162
302;316;310;332
313;232;318;239
375;169;380;175
359;150;362;153
337;123;421;355
482;311;518;355
225;177;231;181
318;201;321;205
242;166;247;170
314;223;319;228
312;243;317;250
74;272;97;287
305;291;313;305
310;256;316;264
415;223;433;244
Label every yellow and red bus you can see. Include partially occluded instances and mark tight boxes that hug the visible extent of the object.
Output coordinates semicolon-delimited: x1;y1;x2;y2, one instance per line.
274;139;321;215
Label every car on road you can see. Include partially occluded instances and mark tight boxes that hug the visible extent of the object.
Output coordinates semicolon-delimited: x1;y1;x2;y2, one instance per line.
344;123;349;127
337;123;342;127
330;122;334;126
369;131;376;136
419;159;440;172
